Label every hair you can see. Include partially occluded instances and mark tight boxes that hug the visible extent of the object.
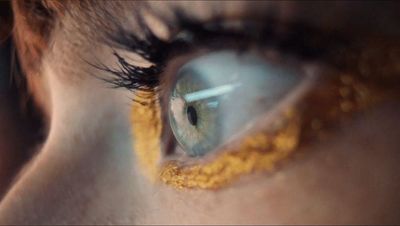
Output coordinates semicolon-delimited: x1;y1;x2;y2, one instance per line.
0;0;69;134
0;1;12;43
11;0;67;77
1;0;69;121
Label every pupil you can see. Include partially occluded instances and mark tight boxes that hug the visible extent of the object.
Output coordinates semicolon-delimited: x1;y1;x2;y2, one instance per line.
186;105;198;126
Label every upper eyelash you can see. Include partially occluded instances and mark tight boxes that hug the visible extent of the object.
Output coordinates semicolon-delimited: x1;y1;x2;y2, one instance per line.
96;9;169;95
101;51;162;93
97;8;350;95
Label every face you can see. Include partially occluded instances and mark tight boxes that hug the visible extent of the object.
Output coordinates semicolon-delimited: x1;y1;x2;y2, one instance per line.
0;1;400;224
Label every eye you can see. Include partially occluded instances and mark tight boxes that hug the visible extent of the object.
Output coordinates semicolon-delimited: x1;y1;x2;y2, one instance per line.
99;13;397;190
168;50;300;157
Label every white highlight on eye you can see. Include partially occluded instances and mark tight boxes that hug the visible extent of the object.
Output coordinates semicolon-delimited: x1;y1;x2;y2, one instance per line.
206;101;219;108
184;83;241;103
170;97;186;127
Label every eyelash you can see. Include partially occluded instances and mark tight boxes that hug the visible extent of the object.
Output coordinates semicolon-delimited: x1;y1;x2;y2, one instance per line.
101;52;161;93
99;10;350;97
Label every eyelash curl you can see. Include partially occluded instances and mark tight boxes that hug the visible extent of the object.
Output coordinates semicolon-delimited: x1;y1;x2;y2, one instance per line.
98;8;350;103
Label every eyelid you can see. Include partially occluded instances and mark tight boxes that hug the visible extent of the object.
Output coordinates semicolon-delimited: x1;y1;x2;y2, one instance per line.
165;19;347;64
103;13;351;93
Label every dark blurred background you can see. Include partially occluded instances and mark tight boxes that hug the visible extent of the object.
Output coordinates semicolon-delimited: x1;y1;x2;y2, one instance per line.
0;1;42;201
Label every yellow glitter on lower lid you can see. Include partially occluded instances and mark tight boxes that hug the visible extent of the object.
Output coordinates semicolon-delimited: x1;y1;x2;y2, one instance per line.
130;74;384;190
131;97;161;179
131;92;303;189
160;114;301;189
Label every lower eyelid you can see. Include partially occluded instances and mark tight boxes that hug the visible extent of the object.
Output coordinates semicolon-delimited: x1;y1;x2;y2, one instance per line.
160;109;302;189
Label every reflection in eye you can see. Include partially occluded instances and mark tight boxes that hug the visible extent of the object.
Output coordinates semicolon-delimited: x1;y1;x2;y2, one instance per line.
169;51;300;157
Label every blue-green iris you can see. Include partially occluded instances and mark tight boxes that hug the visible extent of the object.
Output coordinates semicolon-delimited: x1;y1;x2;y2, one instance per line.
168;51;300;157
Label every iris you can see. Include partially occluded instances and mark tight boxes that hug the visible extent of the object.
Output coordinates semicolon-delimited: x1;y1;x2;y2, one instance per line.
168;51;300;157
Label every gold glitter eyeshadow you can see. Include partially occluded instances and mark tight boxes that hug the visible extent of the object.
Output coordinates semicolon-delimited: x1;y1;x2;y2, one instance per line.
130;38;400;190
130;69;389;190
130;88;301;187
131;94;162;179
132;101;302;189
159;112;301;189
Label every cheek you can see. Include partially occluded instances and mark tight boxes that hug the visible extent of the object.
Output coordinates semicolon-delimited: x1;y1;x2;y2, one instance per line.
137;101;400;224
261;101;400;224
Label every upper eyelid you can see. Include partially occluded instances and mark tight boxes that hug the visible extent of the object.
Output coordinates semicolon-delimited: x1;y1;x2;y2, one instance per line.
105;8;351;65
96;10;356;95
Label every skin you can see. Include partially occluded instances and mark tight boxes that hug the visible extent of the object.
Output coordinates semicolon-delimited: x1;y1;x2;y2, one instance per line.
0;1;399;224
